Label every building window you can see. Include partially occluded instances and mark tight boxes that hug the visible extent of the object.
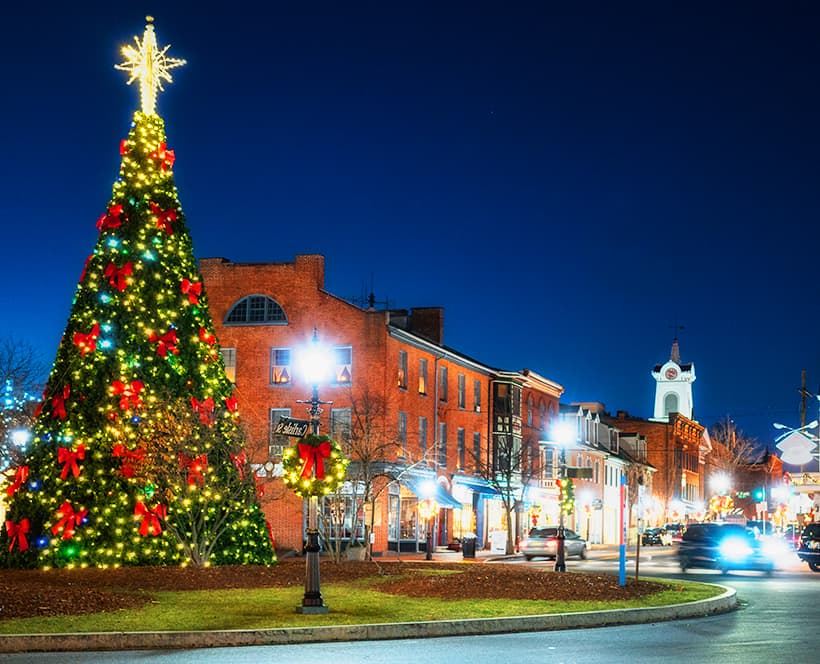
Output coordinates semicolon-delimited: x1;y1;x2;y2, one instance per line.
334;346;352;384
398;350;408;389
527;395;534;427
457;374;466;409
419;416;428;460
457;427;465;470
419;358;428;395
268;408;291;458
473;432;481;471
330;408;352;444
474;380;481;412
398;411;407;456
438;422;447;468
225;295;287;325
221;348;236;383
439;366;448;402
270;348;291;385
594;460;600;484
545;448;555;479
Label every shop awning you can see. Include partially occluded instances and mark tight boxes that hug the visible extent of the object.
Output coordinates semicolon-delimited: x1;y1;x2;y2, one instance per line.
452;475;500;496
404;478;463;509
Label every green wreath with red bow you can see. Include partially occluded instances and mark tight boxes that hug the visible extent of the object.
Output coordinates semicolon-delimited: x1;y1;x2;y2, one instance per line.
282;433;349;498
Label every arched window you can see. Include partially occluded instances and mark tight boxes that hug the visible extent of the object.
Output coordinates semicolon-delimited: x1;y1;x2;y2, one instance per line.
527;395;534;426
224;295;287;325
664;392;679;417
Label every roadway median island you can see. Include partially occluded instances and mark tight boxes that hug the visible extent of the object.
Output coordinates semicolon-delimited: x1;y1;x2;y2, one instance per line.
0;559;735;652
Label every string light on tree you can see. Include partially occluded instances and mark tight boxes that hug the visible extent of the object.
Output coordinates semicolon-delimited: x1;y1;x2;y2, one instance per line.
1;19;273;568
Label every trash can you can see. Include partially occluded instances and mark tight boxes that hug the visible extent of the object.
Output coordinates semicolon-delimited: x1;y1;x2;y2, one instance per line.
462;533;477;559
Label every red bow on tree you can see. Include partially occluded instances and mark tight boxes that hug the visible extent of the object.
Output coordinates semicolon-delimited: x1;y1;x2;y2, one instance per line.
79;255;94;283
5;518;30;552
298;439;332;479
199;327;216;345
135;501;167;536
6;466;29;496
112;444;146;478
104;261;133;292
51;501;88;540
180;279;202;304
51;384;71;420
58;444;86;480
230;451;247;479
149;329;179;357
151;142;176;171
190;396;215;425
225;395;239;413
119;139;130;155
96;203;125;232
111;380;143;410
149;201;178;234
73;323;101;356
178;453;208;486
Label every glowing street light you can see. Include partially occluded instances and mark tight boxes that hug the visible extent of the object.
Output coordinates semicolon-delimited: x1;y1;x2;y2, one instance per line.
295;328;333;615
418;481;439;561
550;421;576;573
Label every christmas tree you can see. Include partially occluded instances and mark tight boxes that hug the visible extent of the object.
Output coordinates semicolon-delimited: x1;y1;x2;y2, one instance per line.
1;18;275;569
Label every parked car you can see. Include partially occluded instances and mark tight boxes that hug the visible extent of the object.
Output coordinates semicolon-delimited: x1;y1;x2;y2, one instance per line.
678;522;775;575
781;524;802;550
796;523;820;572
664;523;686;542
642;527;673;546
520;527;588;561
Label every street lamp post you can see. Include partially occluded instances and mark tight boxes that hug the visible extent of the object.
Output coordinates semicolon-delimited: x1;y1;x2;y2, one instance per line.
418;497;438;561
555;444;568;572
296;329;332;615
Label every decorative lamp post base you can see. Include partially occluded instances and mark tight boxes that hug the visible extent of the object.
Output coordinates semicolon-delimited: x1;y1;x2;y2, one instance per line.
297;499;328;614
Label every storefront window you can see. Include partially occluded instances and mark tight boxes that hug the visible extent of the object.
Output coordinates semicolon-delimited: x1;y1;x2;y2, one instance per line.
400;497;419;540
388;495;399;541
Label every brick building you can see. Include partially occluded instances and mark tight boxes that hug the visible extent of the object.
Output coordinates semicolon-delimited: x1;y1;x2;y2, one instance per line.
199;254;564;554
604;410;707;523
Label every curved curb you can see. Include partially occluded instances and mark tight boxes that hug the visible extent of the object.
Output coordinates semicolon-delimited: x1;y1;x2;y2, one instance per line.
0;586;737;653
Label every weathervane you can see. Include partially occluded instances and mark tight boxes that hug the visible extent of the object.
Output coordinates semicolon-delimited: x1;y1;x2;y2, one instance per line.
115;16;186;115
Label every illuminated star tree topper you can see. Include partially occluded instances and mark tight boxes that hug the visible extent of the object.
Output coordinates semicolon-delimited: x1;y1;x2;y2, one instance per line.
115;16;186;115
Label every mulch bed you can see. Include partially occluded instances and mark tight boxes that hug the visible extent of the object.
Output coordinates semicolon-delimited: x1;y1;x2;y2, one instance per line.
0;560;668;621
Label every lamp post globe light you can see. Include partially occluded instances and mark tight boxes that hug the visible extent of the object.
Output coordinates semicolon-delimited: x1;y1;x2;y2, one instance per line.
295;328;333;615
551;421;575;573
418;480;439;561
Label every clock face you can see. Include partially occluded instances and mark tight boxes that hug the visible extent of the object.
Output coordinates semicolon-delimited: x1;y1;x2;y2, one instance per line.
665;368;678;380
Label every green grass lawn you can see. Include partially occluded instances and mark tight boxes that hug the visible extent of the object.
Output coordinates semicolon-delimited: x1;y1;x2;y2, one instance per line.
0;578;723;635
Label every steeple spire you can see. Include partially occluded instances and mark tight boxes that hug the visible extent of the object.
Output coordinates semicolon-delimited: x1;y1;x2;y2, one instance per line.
670;338;681;364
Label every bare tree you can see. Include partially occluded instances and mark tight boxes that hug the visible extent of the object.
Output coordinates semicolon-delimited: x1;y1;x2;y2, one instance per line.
708;417;759;476
133;397;261;567
0;337;47;472
470;433;539;555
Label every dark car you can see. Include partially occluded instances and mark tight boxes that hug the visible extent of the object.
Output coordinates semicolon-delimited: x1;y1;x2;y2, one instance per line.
520;527;588;561
664;523;686;542
796;523;820;572
642;527;672;546
678;522;775;575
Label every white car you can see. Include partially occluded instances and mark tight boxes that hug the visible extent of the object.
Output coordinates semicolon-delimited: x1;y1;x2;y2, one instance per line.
520;527;588;561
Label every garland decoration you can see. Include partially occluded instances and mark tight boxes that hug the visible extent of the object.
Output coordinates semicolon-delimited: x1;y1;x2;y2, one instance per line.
282;434;349;498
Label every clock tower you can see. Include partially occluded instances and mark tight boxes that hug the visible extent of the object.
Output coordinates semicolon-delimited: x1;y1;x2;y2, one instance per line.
650;338;696;421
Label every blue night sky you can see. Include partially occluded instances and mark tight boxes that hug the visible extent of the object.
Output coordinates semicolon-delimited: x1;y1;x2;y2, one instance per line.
2;1;819;451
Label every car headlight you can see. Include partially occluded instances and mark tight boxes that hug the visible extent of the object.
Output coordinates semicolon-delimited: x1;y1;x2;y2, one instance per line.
719;537;753;561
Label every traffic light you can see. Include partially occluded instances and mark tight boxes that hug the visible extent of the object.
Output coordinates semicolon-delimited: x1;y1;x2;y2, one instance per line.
752;487;766;502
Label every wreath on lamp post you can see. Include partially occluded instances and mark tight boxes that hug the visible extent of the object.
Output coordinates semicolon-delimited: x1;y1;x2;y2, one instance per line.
282;433;349;498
